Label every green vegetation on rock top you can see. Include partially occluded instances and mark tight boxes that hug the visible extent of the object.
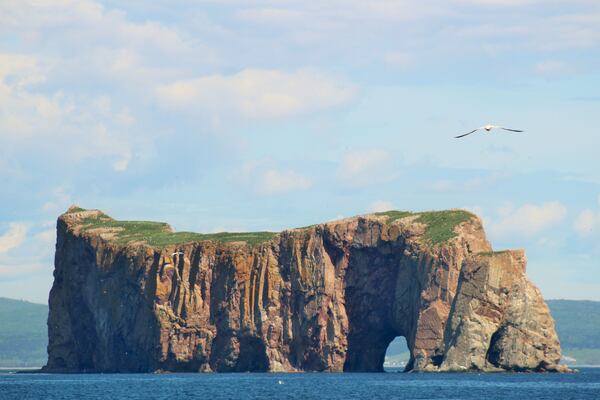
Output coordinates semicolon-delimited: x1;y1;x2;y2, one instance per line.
478;250;511;257
77;215;277;248
65;206;86;213
71;207;474;248
414;210;474;245
374;210;413;221
374;209;474;245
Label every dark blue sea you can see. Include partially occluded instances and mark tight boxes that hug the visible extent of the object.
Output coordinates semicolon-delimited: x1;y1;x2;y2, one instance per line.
1;368;599;399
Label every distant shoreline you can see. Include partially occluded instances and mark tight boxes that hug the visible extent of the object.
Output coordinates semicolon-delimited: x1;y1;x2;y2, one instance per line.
4;366;600;374
0;367;43;372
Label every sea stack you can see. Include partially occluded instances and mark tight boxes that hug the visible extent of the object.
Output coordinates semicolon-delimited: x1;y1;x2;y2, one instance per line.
43;206;568;373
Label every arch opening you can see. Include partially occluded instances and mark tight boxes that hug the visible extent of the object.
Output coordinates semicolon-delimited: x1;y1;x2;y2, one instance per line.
384;336;410;371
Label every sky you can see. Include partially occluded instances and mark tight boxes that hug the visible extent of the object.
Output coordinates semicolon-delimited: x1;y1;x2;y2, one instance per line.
1;0;600;304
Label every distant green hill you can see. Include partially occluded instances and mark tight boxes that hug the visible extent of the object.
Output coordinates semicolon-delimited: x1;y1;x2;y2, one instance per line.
546;300;600;348
1;297;599;368
547;300;600;365
0;297;48;367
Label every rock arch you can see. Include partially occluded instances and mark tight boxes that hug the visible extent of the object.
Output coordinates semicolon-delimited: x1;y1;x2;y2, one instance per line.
44;208;567;373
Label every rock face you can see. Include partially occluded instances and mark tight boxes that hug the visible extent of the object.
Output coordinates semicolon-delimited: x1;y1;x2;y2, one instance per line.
44;207;567;373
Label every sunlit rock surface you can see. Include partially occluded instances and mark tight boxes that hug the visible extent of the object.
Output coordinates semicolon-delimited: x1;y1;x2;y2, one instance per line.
44;206;568;373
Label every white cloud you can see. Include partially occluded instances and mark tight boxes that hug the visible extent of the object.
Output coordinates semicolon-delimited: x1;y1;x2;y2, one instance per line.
259;169;312;194
234;1;446;25
535;60;572;76
34;229;56;245
0;0;208;172
535;13;600;50
337;149;397;186
429;180;455;192
0;53;66;137
368;200;395;212
0;221;57;284
0;1;193;57
464;205;485;219
0;53;45;87
0;223;28;254
42;187;72;215
459;0;545;5
574;196;600;237
112;157;130;172
0;52;137;172
574;210;598;236
419;4;600;53
156;69;356;119
488;201;567;237
235;7;307;25
229;0;600;55
232;159;313;195
384;51;416;68
0;261;49;279
427;173;512;194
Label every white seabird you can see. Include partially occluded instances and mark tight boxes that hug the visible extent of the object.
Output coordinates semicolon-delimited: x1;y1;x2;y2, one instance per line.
455;124;523;138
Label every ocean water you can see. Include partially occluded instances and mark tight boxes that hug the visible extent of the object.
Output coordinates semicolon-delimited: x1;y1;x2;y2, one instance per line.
1;368;599;400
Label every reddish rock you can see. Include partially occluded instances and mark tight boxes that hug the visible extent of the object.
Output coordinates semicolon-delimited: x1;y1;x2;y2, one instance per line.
43;207;567;373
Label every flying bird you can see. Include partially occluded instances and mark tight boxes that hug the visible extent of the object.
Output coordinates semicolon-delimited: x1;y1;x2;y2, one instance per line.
455;124;523;138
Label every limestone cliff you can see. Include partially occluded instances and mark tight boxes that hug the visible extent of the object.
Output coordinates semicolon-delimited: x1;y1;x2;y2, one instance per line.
44;206;567;373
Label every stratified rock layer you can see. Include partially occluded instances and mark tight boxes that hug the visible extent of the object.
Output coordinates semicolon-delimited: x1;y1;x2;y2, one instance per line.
44;207;567;373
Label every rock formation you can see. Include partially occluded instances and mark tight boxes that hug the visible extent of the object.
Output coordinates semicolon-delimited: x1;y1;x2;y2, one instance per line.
44;206;568;373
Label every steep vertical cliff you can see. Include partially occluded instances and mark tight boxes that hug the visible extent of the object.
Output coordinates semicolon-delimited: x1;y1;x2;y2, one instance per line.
44;206;567;373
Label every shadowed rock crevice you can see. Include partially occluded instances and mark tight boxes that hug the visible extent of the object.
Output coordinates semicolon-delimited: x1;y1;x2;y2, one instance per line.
44;207;568;373
485;328;504;368
342;245;406;372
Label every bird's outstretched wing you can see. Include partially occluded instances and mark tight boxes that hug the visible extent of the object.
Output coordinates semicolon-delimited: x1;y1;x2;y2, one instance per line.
455;129;479;138
500;127;523;132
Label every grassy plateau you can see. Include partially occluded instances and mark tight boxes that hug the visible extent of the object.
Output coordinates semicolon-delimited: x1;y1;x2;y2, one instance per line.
374;209;474;245
69;207;474;248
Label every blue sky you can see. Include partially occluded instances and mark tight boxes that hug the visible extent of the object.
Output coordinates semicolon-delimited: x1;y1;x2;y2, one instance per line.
1;0;600;303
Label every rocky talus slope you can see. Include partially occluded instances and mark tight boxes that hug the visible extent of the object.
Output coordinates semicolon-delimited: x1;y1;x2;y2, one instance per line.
44;207;568;372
